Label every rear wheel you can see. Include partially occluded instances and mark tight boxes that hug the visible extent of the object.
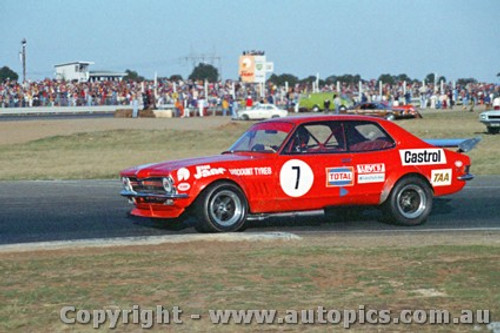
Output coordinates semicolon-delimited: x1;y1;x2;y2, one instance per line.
312;105;320;112
241;114;249;121
195;182;248;232
383;176;432;226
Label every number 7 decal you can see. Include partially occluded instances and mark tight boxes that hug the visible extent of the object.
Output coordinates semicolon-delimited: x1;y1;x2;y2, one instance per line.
279;159;314;197
292;166;300;189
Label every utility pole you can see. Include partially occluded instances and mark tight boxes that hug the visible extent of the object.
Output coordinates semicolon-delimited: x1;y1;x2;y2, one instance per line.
21;38;27;83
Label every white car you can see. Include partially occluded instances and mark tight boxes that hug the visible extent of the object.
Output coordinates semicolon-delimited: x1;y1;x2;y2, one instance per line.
480;108;500;134
238;103;288;120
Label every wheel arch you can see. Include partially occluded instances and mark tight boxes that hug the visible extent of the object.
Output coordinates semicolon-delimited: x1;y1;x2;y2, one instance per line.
193;177;251;208
380;172;433;205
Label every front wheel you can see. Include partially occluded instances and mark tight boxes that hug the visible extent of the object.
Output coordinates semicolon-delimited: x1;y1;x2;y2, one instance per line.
195;182;248;232
383;176;432;226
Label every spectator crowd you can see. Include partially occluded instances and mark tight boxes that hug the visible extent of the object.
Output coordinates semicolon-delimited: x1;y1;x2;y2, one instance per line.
1;77;499;113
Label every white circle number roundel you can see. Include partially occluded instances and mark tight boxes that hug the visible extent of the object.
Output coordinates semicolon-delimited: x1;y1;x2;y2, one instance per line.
279;159;314;197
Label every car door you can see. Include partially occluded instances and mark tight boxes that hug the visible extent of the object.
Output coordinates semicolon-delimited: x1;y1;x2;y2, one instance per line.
342;120;398;205
272;121;355;212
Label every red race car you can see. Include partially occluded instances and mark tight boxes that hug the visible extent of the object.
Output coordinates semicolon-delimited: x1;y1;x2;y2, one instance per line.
120;115;479;232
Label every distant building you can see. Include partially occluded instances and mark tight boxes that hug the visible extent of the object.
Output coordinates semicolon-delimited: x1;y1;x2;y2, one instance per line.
89;70;126;82
54;61;126;82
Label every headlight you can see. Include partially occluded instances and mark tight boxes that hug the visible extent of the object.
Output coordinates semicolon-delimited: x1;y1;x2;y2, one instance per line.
162;177;174;193
480;114;486;120
122;177;132;191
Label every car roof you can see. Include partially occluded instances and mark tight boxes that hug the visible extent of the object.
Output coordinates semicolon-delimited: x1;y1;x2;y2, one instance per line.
260;114;388;125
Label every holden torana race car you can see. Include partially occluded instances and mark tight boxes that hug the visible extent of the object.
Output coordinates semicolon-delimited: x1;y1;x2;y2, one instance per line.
120;115;479;232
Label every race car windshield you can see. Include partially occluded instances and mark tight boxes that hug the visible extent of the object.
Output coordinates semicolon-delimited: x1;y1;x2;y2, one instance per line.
227;122;294;153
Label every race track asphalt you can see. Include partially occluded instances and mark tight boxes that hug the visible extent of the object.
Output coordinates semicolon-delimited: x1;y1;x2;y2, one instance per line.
0;176;499;245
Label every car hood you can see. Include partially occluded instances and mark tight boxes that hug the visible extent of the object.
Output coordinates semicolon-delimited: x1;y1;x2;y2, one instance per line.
121;153;263;179
481;110;500;116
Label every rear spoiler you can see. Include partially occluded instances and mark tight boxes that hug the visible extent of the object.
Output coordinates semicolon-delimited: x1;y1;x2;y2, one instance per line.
424;137;481;153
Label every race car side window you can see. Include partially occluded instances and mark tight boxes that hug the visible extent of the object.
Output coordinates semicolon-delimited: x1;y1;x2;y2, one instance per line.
282;121;347;154
344;121;396;152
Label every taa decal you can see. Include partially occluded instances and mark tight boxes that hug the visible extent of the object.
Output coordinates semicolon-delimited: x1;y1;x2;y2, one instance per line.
357;163;385;184
326;167;354;187
177;167;190;182
431;169;452;186
194;165;226;179
279;159;314;197
399;149;447;166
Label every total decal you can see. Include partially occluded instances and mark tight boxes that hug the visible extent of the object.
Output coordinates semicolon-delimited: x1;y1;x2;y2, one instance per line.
431;168;452;187
357;163;385;184
228;167;272;176
399;149;447;166
326;167;354;187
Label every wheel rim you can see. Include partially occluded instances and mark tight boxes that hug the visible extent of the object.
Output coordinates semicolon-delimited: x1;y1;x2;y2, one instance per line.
396;184;426;219
209;190;243;227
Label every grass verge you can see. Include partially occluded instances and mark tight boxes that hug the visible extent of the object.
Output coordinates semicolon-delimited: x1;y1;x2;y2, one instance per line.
1;234;499;332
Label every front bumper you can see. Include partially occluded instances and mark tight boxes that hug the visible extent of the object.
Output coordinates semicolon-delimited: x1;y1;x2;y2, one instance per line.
120;190;189;200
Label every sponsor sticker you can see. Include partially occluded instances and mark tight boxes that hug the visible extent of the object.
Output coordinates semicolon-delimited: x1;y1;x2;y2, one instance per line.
357;163;385;184
326;167;354;187
279;159;314;197
229;167;272;176
193;165;226;179
177;182;191;191
400;149;447;166
177;167;190;182
431;169;452;186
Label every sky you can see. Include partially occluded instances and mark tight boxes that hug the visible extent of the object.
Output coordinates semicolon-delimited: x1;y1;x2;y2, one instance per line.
1;0;499;83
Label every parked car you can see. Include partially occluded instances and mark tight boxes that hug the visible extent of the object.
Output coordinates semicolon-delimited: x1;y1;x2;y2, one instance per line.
238;103;288;120
344;102;422;120
479;109;500;134
120;115;478;232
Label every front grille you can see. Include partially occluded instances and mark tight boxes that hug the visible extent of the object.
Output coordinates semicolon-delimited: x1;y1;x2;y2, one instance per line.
129;177;165;194
488;115;500;119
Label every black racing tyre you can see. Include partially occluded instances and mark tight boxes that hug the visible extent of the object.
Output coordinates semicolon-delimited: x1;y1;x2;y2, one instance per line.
382;176;432;226
195;182;248;233
241;114;250;121
339;105;347;112
487;127;499;134
312;105;320;112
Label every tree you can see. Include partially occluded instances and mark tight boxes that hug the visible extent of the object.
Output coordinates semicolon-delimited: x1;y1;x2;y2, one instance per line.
457;78;477;86
325;75;337;84
124;69;144;82
0;66;19;82
396;73;412;82
425;73;435;84
336;74;361;85
497;72;500;77
437;76;446;83
189;63;219;82
268;73;299;87
378;74;395;85
169;74;183;81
